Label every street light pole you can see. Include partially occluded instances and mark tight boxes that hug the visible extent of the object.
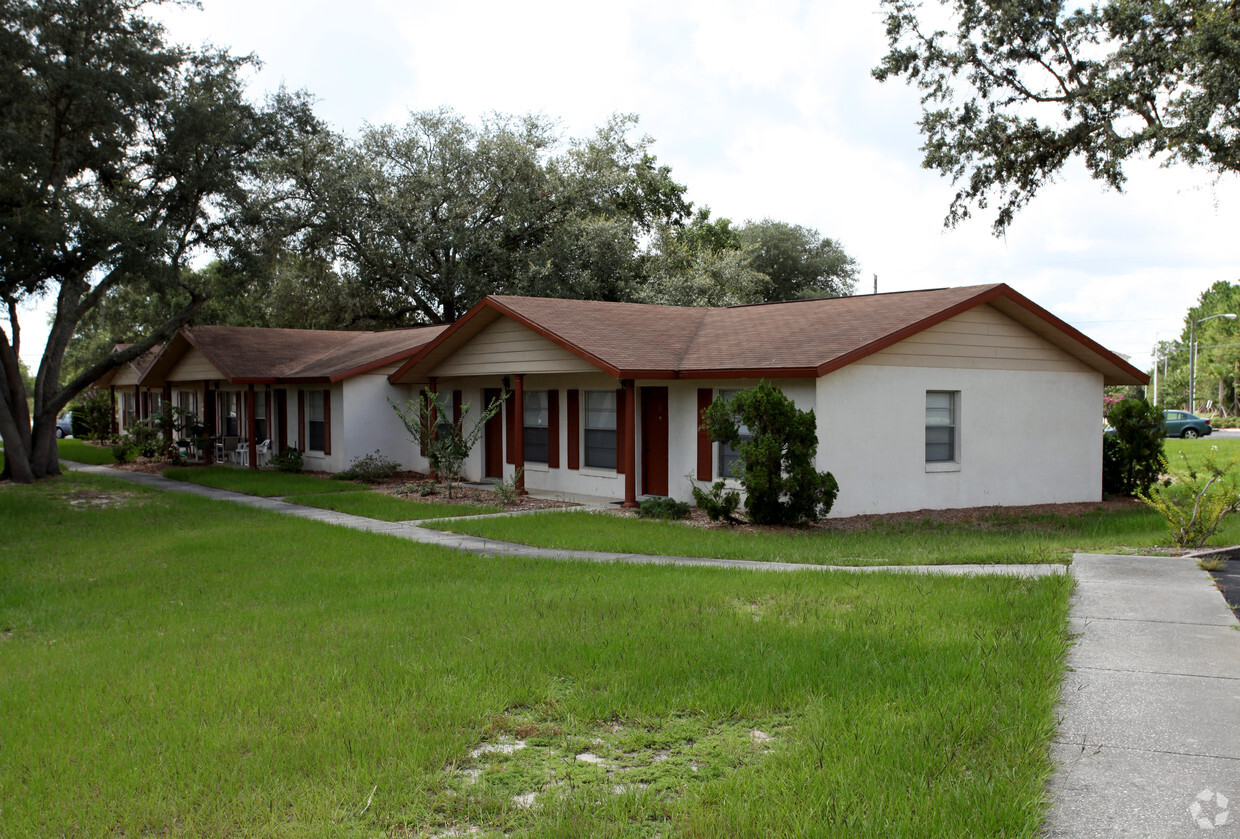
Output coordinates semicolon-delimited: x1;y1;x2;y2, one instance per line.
1190;312;1238;412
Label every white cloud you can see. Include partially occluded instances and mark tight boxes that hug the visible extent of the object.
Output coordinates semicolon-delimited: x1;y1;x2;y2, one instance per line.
15;0;1239;378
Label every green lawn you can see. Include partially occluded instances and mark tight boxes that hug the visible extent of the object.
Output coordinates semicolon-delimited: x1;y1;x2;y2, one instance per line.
426;502;1231;565
2;438;118;471
0;471;1073;838
1164;435;1240;473
163;465;361;496
56;437;119;464
429;437;1240;565
285;490;500;520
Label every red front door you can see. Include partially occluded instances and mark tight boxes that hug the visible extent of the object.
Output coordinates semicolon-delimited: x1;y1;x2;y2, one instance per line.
641;387;669;496
483;388;504;479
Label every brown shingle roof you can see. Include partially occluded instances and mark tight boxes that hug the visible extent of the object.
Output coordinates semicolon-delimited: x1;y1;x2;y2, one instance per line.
91;343;163;387
391;284;1148;385
142;325;448;386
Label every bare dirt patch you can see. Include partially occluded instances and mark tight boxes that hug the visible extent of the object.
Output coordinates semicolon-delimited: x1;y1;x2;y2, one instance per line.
415;712;789;836
61;488;144;509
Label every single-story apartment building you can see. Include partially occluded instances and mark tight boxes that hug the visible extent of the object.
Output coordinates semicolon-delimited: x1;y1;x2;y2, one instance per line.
135;324;445;470
92;344;163;437
388;283;1147;517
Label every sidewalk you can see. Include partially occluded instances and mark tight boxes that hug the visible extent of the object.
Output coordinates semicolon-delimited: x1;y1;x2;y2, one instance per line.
64;462;1064;577
1046;554;1240;837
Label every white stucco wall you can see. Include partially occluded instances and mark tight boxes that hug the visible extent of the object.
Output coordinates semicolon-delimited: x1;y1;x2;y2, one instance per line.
341;374;418;470
815;364;1103;517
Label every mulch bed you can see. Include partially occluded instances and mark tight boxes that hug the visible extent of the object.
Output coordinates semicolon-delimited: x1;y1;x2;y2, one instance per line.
613;497;1149;535
107;460;574;512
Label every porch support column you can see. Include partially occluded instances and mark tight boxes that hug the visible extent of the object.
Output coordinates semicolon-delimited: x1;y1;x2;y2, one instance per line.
622;378;637;508
203;380;215;464
513;373;526;495
246;384;257;469
134;385;141;422
109;386;117;437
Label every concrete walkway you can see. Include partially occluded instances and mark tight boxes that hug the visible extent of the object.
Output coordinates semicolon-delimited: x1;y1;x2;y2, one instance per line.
65;463;1240;833
65;462;1063;577
1046;553;1240;837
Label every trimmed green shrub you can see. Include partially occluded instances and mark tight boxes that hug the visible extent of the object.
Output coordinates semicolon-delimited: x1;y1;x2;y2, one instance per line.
637;496;691;520
692;479;742;524
1103;398;1165;496
110;440;136;463
268;448;304;473
335;450;400;483
128;420;164;459
702;381;839;525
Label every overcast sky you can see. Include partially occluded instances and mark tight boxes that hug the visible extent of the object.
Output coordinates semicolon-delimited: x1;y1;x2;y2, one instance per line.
16;0;1240;372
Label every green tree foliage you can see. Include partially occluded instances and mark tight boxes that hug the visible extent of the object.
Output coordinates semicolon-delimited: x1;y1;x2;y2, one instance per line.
274;110;692;326
71;388;116;443
636;210;861;307
873;0;1240;233
702;382;839;525
636;210;765;307
63;253;353;383
18;360;34;400
1180;280;1240;414
1102;399;1167;496
0;0;315;482
737;219;859;301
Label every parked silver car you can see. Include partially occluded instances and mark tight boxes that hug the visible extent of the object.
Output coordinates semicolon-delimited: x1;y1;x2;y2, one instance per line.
56;412;73;438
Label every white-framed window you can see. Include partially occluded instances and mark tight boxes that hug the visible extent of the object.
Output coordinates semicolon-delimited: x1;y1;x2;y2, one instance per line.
718;389;752;478
308;391;325;451
523;390;549;463
926;391;959;463
584;390;617;469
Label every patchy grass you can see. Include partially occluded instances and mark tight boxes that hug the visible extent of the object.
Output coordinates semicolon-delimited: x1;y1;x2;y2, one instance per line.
285;490;500;521
0;471;1073;838
163;465;359;496
426;501;1240;565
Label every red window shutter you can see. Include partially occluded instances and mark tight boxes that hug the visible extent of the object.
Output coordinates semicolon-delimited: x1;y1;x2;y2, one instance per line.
615;388;626;474
452;390;463;431
547;389;560;468
697;388;713;481
297;390;306;452
566;389;580;470
505;393;515;464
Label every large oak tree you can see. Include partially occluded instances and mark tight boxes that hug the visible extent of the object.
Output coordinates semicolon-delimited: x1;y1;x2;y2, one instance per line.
0;0;313;482
273;110;693;326
873;0;1240;233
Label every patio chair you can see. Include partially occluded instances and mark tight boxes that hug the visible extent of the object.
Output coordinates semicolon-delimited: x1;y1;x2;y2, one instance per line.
255;439;272;468
220;436;240;465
